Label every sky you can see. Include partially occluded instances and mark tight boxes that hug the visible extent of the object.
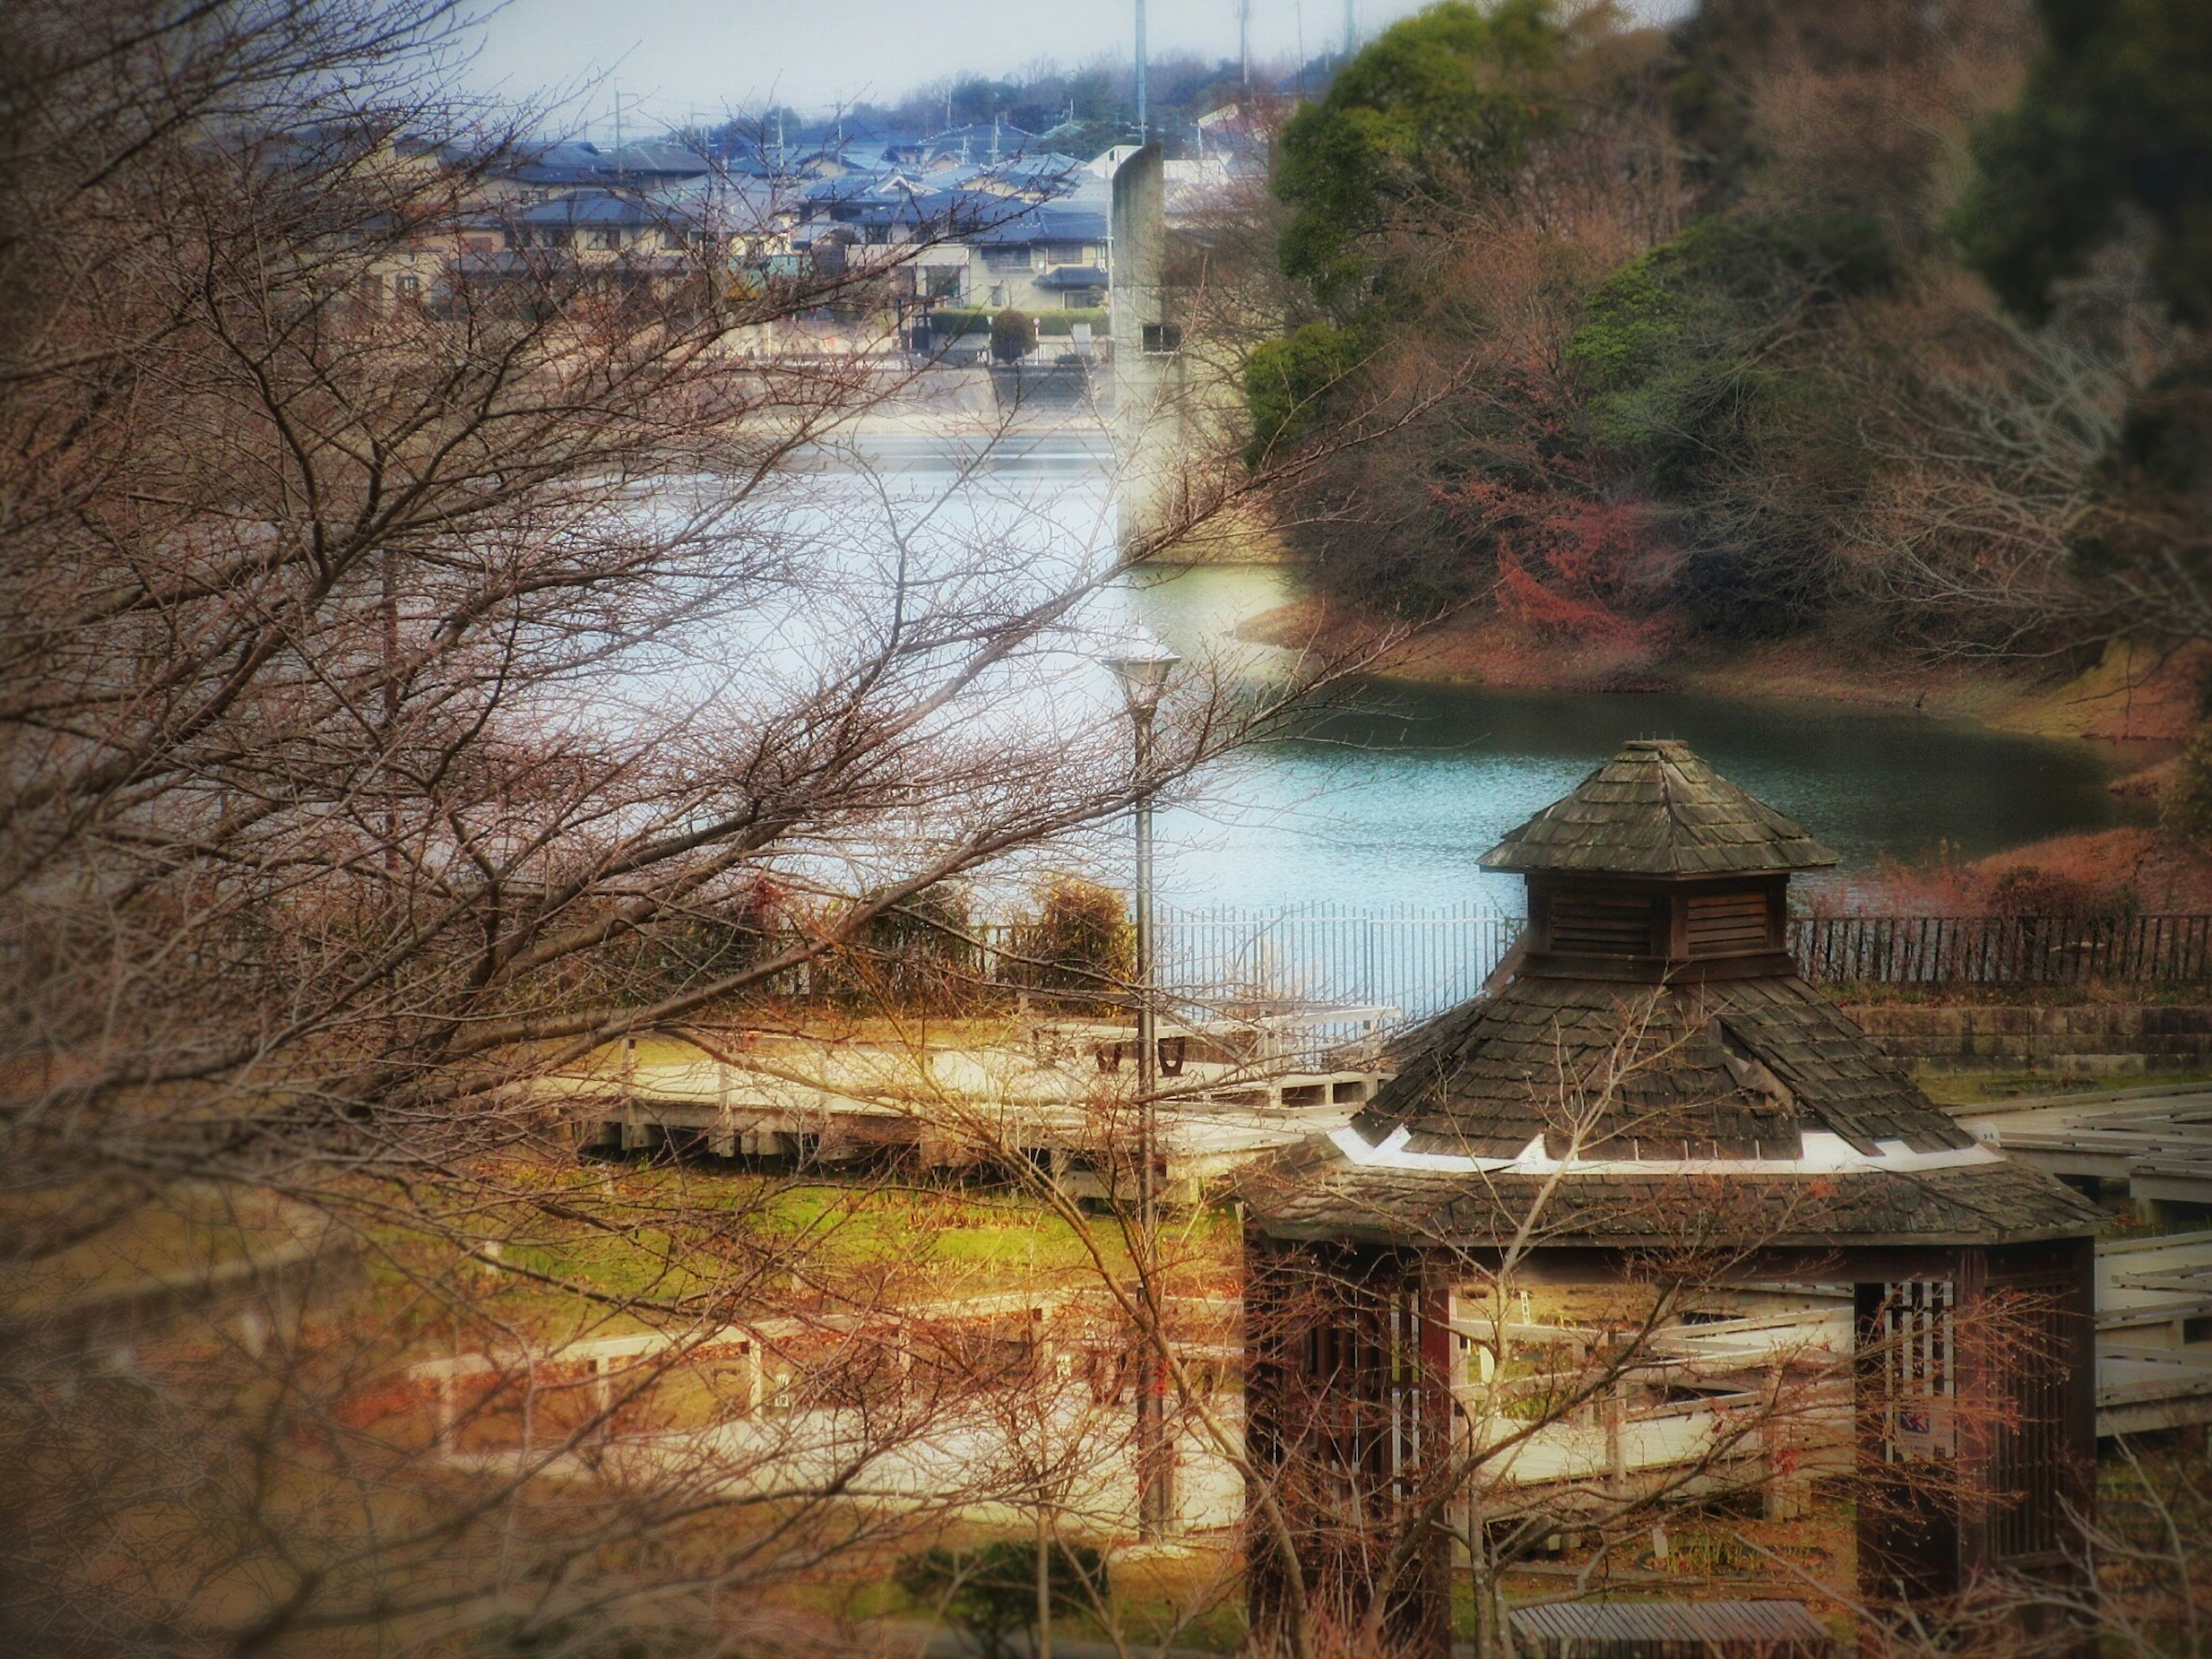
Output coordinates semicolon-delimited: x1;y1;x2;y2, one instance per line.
460;0;1691;134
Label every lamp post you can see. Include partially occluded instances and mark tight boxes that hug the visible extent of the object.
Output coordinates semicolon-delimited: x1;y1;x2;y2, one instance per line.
1105;638;1178;1539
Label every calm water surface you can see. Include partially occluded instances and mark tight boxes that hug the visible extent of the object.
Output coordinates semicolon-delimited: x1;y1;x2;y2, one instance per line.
783;438;2148;916
1124;565;2151;916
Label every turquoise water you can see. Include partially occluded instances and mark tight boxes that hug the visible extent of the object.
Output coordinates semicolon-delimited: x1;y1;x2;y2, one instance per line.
1125;565;2153;916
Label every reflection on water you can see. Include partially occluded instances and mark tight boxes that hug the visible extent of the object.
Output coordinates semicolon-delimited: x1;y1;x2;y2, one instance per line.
1126;565;2149;916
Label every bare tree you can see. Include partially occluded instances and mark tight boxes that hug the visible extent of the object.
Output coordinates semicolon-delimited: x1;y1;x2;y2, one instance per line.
1831;266;2178;656
0;2;1435;1653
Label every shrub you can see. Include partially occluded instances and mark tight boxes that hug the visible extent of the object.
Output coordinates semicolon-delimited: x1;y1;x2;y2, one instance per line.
924;307;991;337
1009;877;1132;1010
1035;307;1107;336
895;1540;1108;1659
1244;322;1358;464
990;308;1036;363
1986;866;2137;919
839;884;980;1009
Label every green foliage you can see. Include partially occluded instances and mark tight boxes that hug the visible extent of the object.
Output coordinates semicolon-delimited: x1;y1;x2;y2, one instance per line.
840;884;979;1009
2164;724;2212;851
1547;208;1899;633
636;918;767;999
1035;307;1108;336
1009;877;1131;1010
1952;0;2212;326
896;1540;1108;1659
1274;0;1571;309
1952;1;2212;643
990;308;1036;363
1569;211;1895;484
934;308;1106;342
1244;322;1359;464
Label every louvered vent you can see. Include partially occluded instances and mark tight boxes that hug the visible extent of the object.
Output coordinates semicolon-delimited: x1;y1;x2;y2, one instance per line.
1686;891;1771;956
1548;895;1656;956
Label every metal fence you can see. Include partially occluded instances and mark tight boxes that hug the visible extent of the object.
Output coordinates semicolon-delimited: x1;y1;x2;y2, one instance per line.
846;908;2212;1033
1148;902;1518;1028
961;904;1519;1031
1075;908;2212;1019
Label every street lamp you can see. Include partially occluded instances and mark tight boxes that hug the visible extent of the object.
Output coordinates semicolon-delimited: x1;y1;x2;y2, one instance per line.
1104;636;1179;1539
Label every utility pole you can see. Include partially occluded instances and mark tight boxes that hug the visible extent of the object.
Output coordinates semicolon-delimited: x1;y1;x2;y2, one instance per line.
1134;0;1149;143
1343;0;1357;59
1238;0;1253;88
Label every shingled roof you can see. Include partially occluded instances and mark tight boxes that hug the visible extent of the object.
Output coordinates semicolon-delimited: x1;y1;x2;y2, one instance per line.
1481;739;1838;876
1242;1132;2101;1249
1234;969;2103;1245
1361;974;1976;1163
1242;740;2103;1249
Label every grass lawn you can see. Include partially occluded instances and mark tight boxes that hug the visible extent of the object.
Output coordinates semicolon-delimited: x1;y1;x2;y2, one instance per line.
357;1157;1238;1344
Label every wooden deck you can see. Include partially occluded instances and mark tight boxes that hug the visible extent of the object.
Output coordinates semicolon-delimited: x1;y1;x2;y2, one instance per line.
548;1013;1388;1204
1952;1084;2212;1433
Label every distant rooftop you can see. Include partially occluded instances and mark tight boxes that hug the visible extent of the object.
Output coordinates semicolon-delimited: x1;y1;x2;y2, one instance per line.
1481;738;1838;877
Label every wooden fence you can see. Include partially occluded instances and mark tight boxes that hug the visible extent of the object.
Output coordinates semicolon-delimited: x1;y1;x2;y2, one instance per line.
1787;913;2212;990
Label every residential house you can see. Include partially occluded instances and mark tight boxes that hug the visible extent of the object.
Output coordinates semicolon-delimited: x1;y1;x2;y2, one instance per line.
959;194;1111;312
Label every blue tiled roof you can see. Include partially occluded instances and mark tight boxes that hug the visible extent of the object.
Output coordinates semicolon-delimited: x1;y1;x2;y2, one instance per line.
967;203;1108;245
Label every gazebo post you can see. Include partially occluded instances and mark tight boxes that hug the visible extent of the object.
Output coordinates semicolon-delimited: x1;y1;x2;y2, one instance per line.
1852;1236;2097;1623
1243;1233;1455;1659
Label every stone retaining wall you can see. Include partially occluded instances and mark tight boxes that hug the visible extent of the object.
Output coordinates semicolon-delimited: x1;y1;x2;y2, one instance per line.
1843;1002;2212;1076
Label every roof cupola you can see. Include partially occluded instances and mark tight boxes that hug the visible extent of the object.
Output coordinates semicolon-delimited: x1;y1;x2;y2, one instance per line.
1483;738;1838;982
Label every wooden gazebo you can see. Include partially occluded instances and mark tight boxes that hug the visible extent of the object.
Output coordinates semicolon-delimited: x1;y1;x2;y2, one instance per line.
1241;740;2100;1657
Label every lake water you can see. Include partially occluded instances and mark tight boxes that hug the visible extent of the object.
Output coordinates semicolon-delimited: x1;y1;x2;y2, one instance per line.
1124;564;2150;917
799;431;2149;918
